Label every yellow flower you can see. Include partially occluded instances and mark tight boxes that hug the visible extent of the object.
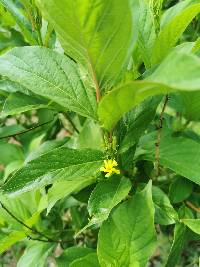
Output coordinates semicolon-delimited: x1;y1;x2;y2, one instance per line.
100;159;120;177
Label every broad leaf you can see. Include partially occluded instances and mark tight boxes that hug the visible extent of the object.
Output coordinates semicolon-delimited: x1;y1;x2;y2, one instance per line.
70;253;100;267
1;147;103;194
98;50;200;130
116;96;161;153
1;92;49;117
169;177;193;203
46;176;96;213
37;0;135;90
0;46;97;119
181;219;200;235
56;247;94;267
0;231;26;253
151;3;200;64
17;242;53;267
140;134;200;185
153;186;178;225
0;0;38;45
97;181;156;267
165;223;189;267
88;176;131;225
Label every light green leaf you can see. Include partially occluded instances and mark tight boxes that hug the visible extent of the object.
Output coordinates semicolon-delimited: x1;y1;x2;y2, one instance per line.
0;231;26;253
70;253;100;267
140;134;200;185
46;176;96;214
98;50;200;130
1;147;103;194
152;186;178;225
169;177;193;203
88;176;131;226
0;46;97;119
97;181;156;267
134;0;156;68
56;247;94;267
0;0;38;45
151;3;200;64
1;92;49;117
17;242;53;267
37;0;135;90
0;142;24;165
181;219;200;235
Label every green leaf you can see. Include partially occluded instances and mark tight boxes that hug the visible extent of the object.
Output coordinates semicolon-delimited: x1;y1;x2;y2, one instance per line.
70;253;100;267
0;142;24;165
97;181;156;267
87;176;131;225
134;0;156;68
1;147;103;194
0;0;38;45
169;177;193;203
1;92;49;117
17;242;53;267
165;223;189;267
151;3;200;64
0;231;26;253
37;0;135;90
116;96;161;153
98;50;200;130
56;247;94;267
152;186;178;225
0;46;97;119
46;176;96;213
181;219;200;235
140;134;200;185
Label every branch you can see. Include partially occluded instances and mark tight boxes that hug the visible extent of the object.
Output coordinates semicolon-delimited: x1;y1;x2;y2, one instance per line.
0;119;54;140
0;201;63;245
155;94;169;177
186;201;200;213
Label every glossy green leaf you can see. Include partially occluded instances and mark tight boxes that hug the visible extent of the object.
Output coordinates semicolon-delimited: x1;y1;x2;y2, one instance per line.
0;231;26;253
181;219;200;235
0;46;97;119
0;142;24;165
117;96;161;153
165;223;189;267
46;176;96;213
140;134;200;185
169;177;193;203
151;3;200;64
98;50;200;130
153;186;178;225
134;0;156;68
70;253;100;267
1;92;49;117
56;247;94;267
0;0;37;45
1;147;103;194
88;176;131;225
17;242;53;267
97;181;156;267
37;0;135;90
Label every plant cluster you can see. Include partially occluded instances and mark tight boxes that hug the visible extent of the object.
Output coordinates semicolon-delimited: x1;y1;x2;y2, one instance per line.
0;0;200;266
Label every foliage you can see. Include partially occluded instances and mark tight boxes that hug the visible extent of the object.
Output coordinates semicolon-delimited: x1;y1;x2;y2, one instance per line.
0;0;200;266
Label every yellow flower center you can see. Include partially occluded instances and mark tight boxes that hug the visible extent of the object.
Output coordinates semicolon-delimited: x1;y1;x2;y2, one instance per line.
100;159;120;177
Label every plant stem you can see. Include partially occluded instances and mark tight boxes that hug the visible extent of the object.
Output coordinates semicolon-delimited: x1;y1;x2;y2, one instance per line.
0;119;54;140
155;94;169;177
186;201;200;213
